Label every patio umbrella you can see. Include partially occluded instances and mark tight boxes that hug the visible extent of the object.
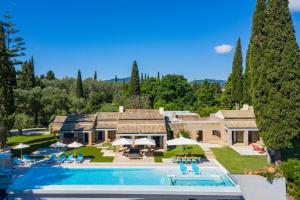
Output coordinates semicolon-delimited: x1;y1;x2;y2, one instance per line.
112;138;133;146
134;138;156;158
13;143;30;159
67;141;83;156
166;136;199;146
167;136;199;155
50;142;66;153
134;138;156;146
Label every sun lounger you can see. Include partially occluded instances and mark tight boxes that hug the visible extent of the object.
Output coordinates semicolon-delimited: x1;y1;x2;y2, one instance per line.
13;157;25;166
179;163;188;174
191;163;201;174
22;155;35;164
76;154;84;163
65;154;74;163
57;153;66;163
47;153;57;163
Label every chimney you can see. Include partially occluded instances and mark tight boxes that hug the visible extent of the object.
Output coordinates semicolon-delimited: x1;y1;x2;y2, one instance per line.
159;107;164;115
119;106;124;113
240;104;249;111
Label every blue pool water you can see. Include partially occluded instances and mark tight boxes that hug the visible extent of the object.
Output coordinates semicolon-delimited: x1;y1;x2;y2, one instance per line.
9;167;236;191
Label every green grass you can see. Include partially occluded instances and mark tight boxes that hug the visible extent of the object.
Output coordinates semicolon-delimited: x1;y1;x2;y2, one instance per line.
154;145;205;163
7;134;58;157
65;146;114;162
101;142;116;152
211;147;268;174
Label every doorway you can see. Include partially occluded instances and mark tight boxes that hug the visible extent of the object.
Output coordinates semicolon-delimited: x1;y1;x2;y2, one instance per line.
196;130;203;142
83;133;89;144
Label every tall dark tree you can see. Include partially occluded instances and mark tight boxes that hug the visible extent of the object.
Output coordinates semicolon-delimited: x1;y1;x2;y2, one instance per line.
76;70;84;98
244;0;266;105
18;58;35;89
129;60;140;96
0;22;15;146
254;0;300;153
2;15;26;87
231;38;243;105
157;72;160;80
93;71;97;81
45;70;55;80
114;75;118;83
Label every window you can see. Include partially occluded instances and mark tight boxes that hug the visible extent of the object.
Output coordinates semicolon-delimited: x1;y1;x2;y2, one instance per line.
212;130;221;138
64;132;74;138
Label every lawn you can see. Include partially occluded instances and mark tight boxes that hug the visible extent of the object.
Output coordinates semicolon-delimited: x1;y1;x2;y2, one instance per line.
65;146;114;162
154;145;205;163
7;134;58;157
211;147;267;174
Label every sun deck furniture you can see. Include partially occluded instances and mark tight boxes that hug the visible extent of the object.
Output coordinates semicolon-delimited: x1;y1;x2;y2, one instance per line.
47;153;57;163
12;157;25;166
128;148;141;159
179;163;188;174
65;154;74;163
75;154;84;163
22;155;35;164
57;153;66;163
186;158;192;163
252;144;265;154
191;163;200;174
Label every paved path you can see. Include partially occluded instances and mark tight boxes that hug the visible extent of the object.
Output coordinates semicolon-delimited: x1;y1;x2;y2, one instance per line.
233;175;286;200
198;143;221;160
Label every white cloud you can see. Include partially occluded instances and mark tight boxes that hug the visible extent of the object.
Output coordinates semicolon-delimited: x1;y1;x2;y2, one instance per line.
214;44;233;54
289;0;300;12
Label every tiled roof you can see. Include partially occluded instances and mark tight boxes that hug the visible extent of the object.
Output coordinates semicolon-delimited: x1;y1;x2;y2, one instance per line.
60;122;94;131
96;112;119;121
117;123;166;134
216;109;255;119
119;109;164;120
225;120;257;129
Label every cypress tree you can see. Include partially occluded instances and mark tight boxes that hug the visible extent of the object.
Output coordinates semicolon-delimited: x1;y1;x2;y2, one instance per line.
141;73;144;82
254;0;300;152
157;72;160;80
0;22;15;146
129;60;140;96
231;38;243;105
93;71;97;81
115;75;118;83
245;0;266;105
76;70;84;98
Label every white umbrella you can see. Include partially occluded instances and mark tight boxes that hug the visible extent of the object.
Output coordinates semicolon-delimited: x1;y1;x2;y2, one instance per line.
67;141;83;148
50;142;66;153
67;141;83;156
112;138;133;146
134;138;156;146
166;136;199;146
13;143;30;159
51;142;66;148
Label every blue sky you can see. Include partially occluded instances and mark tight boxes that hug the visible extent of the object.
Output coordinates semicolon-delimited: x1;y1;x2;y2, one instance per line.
0;0;300;81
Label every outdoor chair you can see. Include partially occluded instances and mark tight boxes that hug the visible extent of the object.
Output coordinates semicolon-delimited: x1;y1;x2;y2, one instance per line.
65;154;74;163
13;157;25;167
57;153;66;163
47;153;57;163
22;155;35;164
191;163;201;174
76;154;84;163
179;163;188;174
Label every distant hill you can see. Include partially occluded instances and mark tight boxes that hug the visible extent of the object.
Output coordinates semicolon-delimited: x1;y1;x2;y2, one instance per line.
105;77;226;86
105;76;131;83
190;79;226;86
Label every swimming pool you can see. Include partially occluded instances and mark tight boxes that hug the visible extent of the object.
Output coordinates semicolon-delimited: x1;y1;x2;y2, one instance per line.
8;166;236;191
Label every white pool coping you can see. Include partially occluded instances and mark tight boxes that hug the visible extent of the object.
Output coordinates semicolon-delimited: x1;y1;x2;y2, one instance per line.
7;165;243;197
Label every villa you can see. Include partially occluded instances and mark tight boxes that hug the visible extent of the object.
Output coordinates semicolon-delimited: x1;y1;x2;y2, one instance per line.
51;104;261;150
